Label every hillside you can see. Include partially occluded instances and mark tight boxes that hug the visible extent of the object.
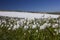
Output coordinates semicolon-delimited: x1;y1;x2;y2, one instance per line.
0;11;59;19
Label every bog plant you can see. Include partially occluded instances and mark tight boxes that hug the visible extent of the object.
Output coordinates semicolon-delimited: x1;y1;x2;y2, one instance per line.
0;16;60;40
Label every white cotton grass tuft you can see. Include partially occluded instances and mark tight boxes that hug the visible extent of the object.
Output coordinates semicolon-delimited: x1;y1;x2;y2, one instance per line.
34;22;35;24
36;23;39;25
28;30;31;33
55;24;58;26
24;33;26;35
24;20;26;23
54;29;59;35
40;23;51;30
13;25;18;30
8;28;11;30
2;20;6;23
1;25;3;27
52;24;58;28
54;29;57;32
48;16;51;20
46;20;49;23
32;24;36;29
24;25;29;29
27;21;29;25
37;23;40;27
36;30;38;33
40;23;47;30
40;25;46;30
47;23;51;27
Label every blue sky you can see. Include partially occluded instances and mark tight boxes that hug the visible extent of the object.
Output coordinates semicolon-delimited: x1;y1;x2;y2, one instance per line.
0;0;60;12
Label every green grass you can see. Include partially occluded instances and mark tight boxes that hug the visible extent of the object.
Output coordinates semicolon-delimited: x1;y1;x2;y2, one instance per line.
0;16;60;40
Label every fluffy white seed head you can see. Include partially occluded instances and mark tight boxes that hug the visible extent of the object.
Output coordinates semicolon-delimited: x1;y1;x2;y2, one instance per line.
32;24;36;29
36;30;38;32
24;25;29;29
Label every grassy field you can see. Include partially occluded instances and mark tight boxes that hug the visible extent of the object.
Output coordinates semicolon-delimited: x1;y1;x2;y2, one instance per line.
0;16;60;40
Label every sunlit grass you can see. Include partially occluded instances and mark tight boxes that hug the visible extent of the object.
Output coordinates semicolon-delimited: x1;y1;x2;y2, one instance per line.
0;16;60;40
